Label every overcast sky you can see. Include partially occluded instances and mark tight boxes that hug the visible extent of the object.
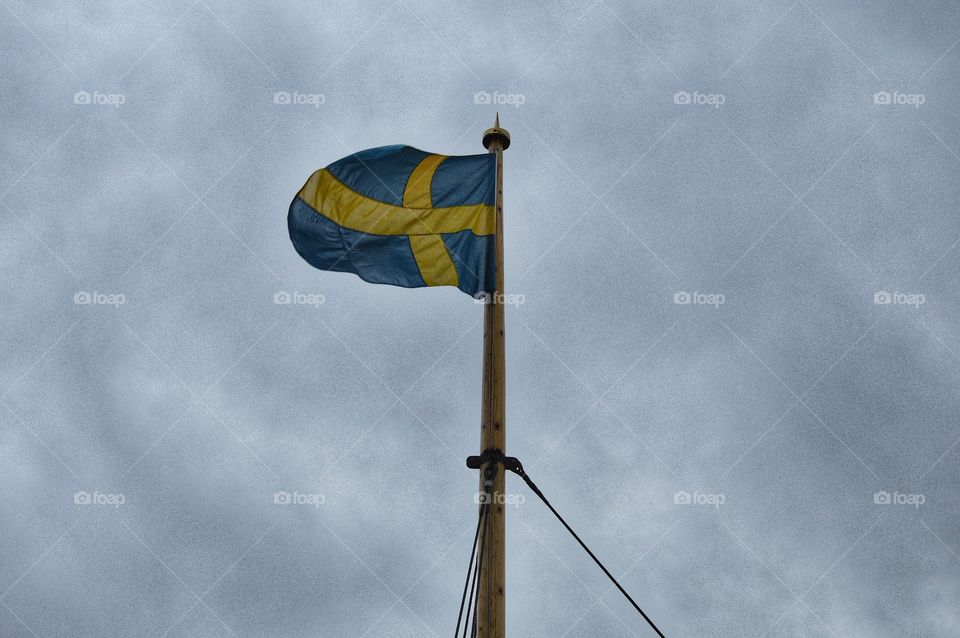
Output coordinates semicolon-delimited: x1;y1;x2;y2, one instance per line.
2;1;960;636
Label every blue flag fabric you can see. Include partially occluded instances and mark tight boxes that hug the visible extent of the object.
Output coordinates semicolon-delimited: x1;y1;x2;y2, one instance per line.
288;145;496;296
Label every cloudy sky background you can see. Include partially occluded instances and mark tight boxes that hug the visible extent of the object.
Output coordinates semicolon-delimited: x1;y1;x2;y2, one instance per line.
2;0;960;636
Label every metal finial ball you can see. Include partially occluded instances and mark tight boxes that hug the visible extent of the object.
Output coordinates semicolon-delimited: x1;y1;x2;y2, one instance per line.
482;126;511;151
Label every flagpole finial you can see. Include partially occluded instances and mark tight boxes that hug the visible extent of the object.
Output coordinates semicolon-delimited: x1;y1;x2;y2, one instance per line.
483;113;510;151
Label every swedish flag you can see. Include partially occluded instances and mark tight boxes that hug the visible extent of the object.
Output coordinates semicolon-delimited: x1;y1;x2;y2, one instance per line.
288;145;496;297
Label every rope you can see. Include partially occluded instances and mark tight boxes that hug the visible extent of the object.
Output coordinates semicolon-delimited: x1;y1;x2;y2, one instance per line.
466;501;488;638
463;503;490;638
469;531;482;638
454;502;487;637
509;462;667;638
460;453;664;636
469;466;496;638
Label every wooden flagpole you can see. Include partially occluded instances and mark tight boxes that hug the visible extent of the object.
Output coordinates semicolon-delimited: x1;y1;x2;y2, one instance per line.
477;114;509;638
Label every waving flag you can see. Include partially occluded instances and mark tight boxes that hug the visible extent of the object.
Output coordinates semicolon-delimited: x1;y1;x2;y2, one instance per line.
288;145;496;296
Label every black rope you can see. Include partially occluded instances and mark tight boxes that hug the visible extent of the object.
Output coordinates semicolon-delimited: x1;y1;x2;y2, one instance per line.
510;462;667;638
469;524;483;638
465;502;488;638
468;464;496;638
454;502;487;637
